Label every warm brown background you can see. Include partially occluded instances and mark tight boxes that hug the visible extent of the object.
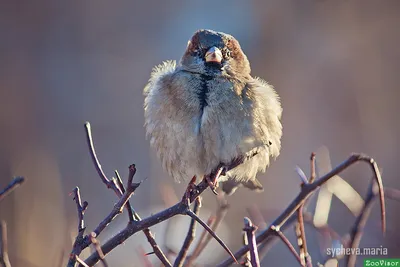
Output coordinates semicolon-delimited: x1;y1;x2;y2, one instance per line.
0;1;399;266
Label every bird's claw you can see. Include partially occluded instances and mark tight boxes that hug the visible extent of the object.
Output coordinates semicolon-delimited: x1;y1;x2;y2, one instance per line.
182;176;197;205
205;175;219;195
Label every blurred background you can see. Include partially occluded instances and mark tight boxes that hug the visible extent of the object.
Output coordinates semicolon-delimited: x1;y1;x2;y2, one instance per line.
0;0;399;266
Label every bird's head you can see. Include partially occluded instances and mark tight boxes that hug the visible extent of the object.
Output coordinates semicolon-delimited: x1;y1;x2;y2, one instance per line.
181;29;251;79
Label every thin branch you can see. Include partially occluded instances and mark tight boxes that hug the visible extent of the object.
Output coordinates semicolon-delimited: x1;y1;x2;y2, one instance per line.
185;208;237;264
137;246;154;267
75;256;89;267
0;176;25;202
309;152;316;183
0;221;11;267
294;154;314;267
90;233;108;267
186;193;229;265
243;217;260;267
84;122;170;266
218;153;386;266
296;206;312;267
271;225;302;265
174;197;201;267
242;231;251;267
68;187;88;267
185;215;215;266
142;228;171;267
346;180;378;267
82;173;239;267
114;169;135;222
93;179;140;237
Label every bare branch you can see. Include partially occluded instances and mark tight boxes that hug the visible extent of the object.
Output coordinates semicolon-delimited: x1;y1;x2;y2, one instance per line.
68;187;88;267
174;197;201;267
218;153;386;266
84;122;170;266
187;193;229;265
186;208;237;264
271;225;302;265
114;169;135;222
347;180;378;267
82;174;239;267
243;217;260;267
0;176;25;202
92;172;140;237
296;206;312;267
309;152;316;183
75;256;89;267
90;233;108;267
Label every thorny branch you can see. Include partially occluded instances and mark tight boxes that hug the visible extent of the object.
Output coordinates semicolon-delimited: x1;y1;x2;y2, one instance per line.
174;197;201;267
271;225;302;265
186;192;229;265
84;122;171;267
63;122;391;266
73;122;243;266
218;153;386;266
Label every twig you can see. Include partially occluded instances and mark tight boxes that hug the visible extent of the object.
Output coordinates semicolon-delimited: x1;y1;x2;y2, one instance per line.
271;225;302;265
309;152;316;183
185;216;215;266
243;217;260;267
242;231;251;267
84;122;171;266
294;154;315;267
218;153;386;266
137;246;154;267
82;176;239;266
174;197;201;267
0;221;11;267
81;202;225;266
346;180;378;267
0;176;25;202
185;208;237;264
114;169;136;222
68;187;89;267
186;193;229;265
81;147;257;266
75;256;89;267
92;171;141;237
90;233;108;267
296;206;311;267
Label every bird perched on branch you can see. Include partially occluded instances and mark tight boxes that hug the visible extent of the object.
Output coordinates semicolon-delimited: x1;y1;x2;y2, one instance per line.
144;29;282;195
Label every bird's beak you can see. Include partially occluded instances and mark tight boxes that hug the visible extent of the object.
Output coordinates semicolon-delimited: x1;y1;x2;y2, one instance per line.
205;47;223;64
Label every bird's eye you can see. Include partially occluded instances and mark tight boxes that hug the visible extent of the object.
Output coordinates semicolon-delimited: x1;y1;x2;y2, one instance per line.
193;49;201;56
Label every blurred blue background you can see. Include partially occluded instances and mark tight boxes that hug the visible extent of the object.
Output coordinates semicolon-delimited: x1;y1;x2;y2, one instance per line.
0;0;399;266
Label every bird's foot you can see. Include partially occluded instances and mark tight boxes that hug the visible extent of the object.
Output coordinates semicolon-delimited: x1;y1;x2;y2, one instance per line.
205;166;225;195
205;175;219;195
181;176;197;205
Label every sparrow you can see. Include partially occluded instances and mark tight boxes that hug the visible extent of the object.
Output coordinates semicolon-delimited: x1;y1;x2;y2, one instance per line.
143;29;282;195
